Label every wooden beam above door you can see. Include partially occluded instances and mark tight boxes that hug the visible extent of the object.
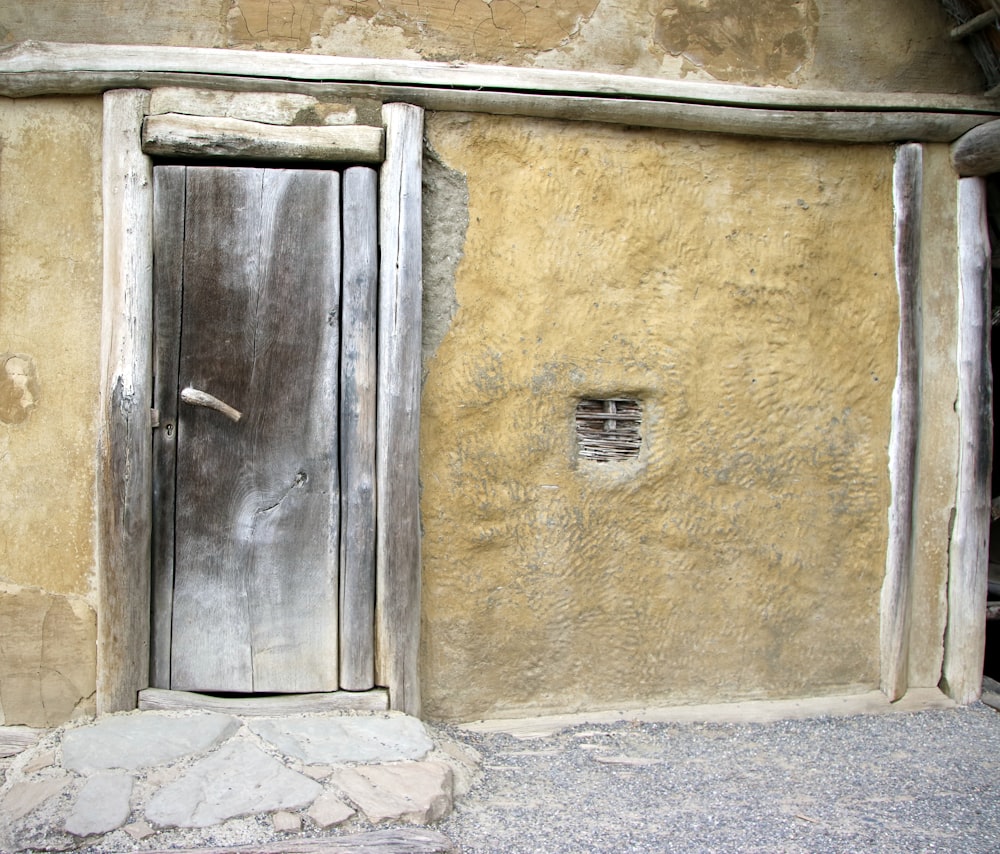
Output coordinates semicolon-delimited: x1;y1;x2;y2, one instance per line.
2;41;999;143
142;113;384;162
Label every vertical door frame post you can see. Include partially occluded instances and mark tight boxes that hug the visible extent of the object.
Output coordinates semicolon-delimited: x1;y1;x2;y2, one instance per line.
97;89;154;714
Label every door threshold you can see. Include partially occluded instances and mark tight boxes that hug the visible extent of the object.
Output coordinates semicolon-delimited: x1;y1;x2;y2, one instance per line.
138;687;390;716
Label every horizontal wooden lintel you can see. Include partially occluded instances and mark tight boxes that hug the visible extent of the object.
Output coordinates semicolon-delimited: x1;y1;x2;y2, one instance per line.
143;113;384;162
2;41;1000;143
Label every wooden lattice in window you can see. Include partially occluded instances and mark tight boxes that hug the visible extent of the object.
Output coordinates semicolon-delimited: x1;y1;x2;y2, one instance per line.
576;398;642;462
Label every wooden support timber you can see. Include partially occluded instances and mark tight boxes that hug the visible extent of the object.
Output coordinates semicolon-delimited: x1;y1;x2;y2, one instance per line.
375;103;424;716
881;143;923;703
98;89;154;714
2;41;999;143
942;177;992;705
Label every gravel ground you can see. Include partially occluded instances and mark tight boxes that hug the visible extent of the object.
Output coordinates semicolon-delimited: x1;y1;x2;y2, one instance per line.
432;703;1000;853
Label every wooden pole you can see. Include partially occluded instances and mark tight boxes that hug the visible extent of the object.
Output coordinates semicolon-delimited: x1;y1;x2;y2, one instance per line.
1;42;997;144
880;143;923;702
951;119;1000;176
376;103;424;716
97;89;154;714
340;166;379;691
942;177;992;705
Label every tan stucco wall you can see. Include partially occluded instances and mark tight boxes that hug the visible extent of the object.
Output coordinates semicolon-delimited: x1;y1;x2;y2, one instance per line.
420;114;898;720
0;97;103;726
2;0;983;93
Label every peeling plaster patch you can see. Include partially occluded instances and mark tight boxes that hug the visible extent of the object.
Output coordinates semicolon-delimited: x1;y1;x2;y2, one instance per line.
229;0;599;62
0;354;39;425
0;586;97;727
652;0;819;85
422;133;469;369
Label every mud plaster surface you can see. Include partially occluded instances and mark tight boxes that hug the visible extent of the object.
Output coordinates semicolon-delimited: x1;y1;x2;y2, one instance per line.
3;1;983;92
419;114;897;721
0;97;103;598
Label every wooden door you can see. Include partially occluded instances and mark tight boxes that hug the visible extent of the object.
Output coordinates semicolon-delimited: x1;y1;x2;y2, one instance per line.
151;164;376;695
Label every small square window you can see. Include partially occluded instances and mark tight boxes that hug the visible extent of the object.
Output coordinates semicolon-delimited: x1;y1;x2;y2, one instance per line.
576;398;642;462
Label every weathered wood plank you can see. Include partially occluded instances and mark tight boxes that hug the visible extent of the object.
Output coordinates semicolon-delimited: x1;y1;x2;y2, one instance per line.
880;143;923;703
376;104;424;716
148;87;357;126
142;828;457;854
340;166;379;692
942;177;992;705
98;89;153;715
0;726;44;758
150;165;186;690
142;113;383;162
170;167;342;694
3;41;999;112
1;42;997;143
137;687;390;714
951;119;1000;176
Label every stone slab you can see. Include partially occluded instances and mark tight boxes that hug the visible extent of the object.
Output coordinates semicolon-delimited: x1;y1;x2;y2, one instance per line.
307;791;356;828
1;776;72;821
61;711;240;772
64;770;133;836
249;714;433;764
331;761;453;824
145;740;322;828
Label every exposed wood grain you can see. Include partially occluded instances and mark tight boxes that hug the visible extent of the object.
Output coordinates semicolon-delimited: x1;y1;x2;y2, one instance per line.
98;89;154;715
3;41;998;112
150;165;186;690
0;726;44;758
169;167;341;694
142;828;457;854
950;8;998;39
340;166;379;692
951;119;1000;176
137;687;389;714
880;143;923;703
1;42;997;143
142;113;383;162
376;104;424;716
942;177;992;705
147;87;352;125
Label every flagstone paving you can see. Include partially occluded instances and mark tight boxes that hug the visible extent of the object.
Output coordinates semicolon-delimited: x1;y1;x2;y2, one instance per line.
0;710;478;853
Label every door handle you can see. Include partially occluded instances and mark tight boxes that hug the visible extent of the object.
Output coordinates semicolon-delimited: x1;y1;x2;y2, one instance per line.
180;387;242;423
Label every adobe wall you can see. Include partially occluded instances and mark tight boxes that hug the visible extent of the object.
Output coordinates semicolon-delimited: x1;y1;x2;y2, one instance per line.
0;97;102;727
419;114;897;719
0;0;977;725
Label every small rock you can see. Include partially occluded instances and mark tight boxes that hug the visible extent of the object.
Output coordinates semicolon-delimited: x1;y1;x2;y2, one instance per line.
23;748;57;774
307;791;355;828
123;819;156;840
272;811;302;832
331;760;453;824
65;771;133;836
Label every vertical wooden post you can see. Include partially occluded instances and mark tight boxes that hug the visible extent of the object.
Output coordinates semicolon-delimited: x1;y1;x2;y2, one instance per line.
340;166;379;691
376;103;424;716
98;89;154;714
880;143;922;702
942;176;992;704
